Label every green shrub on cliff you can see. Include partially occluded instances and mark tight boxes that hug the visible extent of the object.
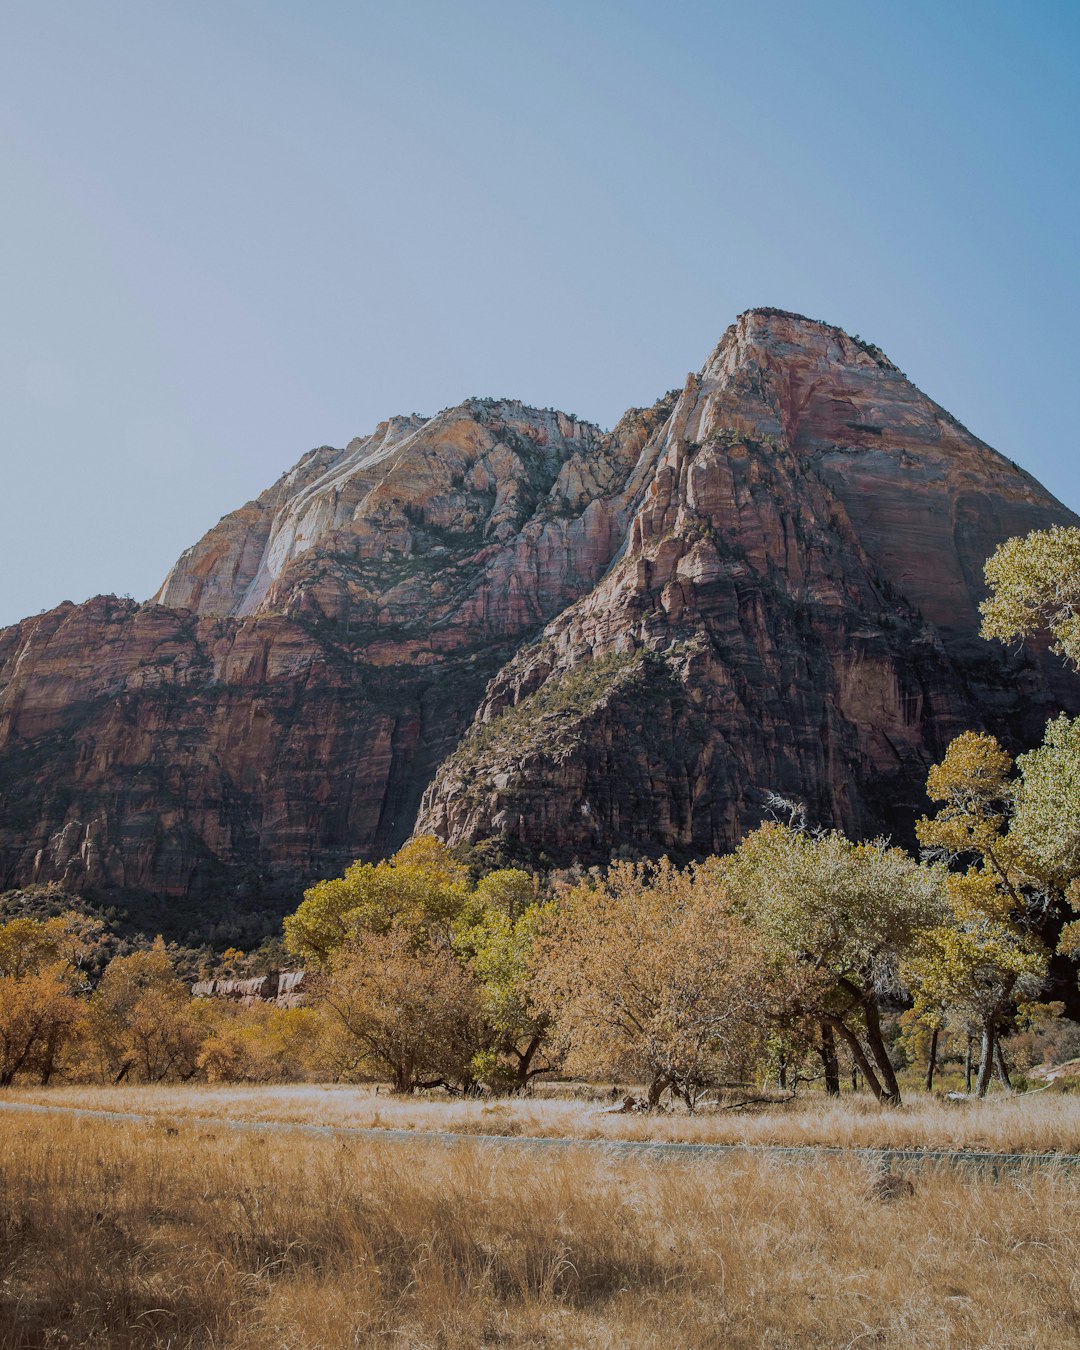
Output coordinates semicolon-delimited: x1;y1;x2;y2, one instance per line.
454;649;645;763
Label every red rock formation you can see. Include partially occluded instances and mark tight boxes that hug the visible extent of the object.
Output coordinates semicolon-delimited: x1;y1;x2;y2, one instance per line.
1;311;1077;922
416;311;1080;860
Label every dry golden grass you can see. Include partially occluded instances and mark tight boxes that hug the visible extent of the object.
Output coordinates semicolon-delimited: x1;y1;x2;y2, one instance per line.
6;1080;1080;1154
2;1109;1079;1348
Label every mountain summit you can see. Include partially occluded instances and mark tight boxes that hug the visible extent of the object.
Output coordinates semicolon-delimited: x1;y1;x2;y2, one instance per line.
1;310;1076;922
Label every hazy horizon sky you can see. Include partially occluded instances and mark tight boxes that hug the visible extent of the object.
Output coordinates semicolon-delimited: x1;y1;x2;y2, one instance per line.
2;0;1078;627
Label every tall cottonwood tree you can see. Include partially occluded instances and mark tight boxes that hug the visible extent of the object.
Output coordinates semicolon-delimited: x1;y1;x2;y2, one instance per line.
913;733;1049;1097
724;825;946;1105
980;524;1080;668
454;894;560;1093
979;525;1080;973
284;836;471;964
1012;714;1080;890
288;841;554;1093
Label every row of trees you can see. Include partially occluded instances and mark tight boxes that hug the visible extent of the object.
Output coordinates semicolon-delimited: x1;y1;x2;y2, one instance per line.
0;922;320;1087
281;767;1070;1109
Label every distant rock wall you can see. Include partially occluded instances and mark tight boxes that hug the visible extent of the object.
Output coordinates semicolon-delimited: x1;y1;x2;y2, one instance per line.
192;969;307;1007
0;399;668;905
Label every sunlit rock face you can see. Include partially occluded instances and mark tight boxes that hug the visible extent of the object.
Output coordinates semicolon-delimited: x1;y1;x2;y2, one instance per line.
1;310;1077;917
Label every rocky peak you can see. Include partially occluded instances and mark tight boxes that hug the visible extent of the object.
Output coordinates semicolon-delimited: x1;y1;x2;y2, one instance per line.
155;399;611;624
416;312;1080;862
622;307;1058;636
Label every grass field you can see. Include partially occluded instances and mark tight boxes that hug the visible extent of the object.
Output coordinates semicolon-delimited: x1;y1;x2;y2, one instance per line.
2;1089;1080;1347
6;1080;1080;1154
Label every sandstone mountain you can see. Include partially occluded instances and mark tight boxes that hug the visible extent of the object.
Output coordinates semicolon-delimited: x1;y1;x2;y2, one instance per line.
1;310;1077;928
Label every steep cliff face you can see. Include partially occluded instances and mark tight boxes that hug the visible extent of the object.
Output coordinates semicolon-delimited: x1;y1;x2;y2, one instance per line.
1;310;1077;919
416;311;1080;861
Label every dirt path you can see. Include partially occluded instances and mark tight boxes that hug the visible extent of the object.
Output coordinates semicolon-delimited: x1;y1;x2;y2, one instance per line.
4;1097;1079;1174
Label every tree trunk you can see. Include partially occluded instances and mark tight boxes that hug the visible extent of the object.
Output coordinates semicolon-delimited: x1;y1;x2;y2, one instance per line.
974;1025;995;1099
924;1026;939;1094
829;1018;888;1103
994;1040;1013;1092
646;1075;671;1108
38;1027;62;1086
514;1033;543;1094
671;1080;698;1113
863;998;902;1105
964;1035;973;1094
820;1023;840;1096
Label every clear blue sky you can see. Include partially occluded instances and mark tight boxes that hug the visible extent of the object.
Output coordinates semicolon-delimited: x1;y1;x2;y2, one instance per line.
2;0;1077;627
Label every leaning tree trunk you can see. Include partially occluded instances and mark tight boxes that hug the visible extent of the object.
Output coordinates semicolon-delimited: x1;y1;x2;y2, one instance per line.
994;1040;1013;1092
646;1075;672;1108
829;1018;889;1104
924;1026;940;1093
514;1033;544;1094
863;998;902;1105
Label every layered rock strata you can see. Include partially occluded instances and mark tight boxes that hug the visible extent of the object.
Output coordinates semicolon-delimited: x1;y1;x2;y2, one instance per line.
0;399;669;908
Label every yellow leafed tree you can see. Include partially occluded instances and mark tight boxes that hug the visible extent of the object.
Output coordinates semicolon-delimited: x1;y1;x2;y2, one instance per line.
0;913;96;1085
529;858;769;1109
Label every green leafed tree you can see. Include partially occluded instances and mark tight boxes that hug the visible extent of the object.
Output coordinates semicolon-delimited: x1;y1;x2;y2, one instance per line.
284;836;470;964
977;524;1080;981
454;886;559;1093
979;523;1080;668
286;850;557;1094
914;733;1051;1096
724;825;946;1105
903;918;1045;1097
1012;713;1080;889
